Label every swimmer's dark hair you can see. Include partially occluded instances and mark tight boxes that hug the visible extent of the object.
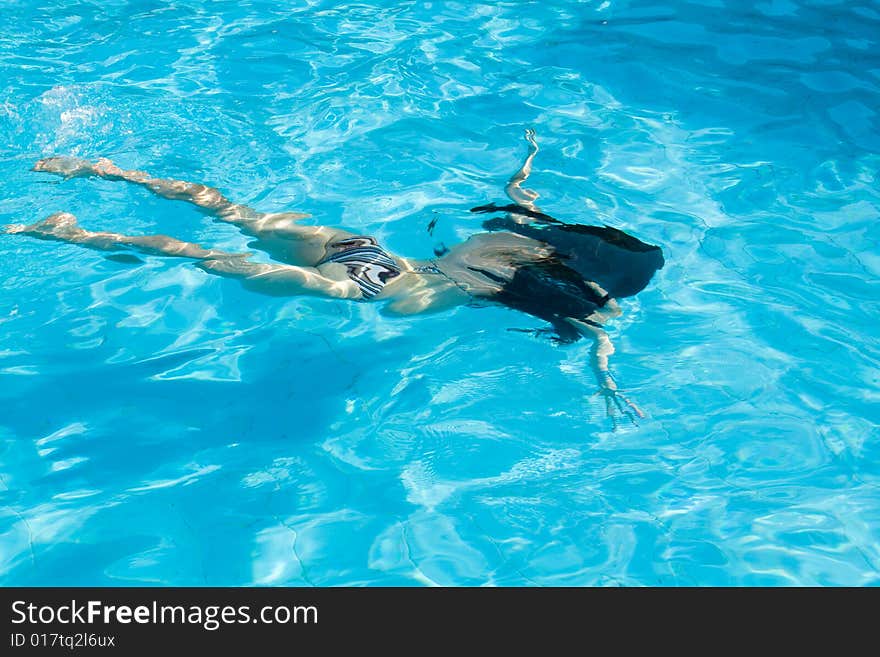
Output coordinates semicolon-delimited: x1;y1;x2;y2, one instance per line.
470;256;608;344
469;202;665;342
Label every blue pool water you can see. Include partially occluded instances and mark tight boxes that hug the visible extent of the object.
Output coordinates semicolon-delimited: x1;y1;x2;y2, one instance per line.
1;0;878;586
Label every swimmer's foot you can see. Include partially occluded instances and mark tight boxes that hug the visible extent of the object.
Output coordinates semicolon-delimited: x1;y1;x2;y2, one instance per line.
4;212;83;240
32;156;96;178
33;156;144;182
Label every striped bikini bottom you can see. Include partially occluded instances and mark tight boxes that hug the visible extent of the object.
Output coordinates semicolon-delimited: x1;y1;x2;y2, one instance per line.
316;236;402;300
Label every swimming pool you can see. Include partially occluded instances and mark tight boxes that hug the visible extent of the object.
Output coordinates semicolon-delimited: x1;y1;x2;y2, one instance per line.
1;0;878;586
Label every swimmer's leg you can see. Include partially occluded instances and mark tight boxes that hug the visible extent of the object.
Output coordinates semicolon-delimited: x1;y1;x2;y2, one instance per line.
4;212;239;260
195;257;360;299
32;157;267;224
31;156;345;264
33;156;325;233
505;128;541;213
5;213;360;300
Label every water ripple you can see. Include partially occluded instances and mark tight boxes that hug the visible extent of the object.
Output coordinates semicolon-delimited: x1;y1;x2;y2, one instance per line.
1;0;878;585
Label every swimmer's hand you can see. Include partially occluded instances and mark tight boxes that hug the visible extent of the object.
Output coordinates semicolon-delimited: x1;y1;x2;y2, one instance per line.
595;373;645;429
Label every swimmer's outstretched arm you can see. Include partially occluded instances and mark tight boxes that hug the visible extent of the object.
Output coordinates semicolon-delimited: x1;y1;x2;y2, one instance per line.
4;213;360;299
505;128;541;214
567;307;645;427
471;129;547;227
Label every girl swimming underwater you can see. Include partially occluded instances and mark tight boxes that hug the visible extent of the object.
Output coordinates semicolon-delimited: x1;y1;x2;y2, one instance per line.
6;131;664;425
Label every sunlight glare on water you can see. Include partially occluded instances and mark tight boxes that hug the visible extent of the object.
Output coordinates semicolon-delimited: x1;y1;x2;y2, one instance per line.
0;0;878;586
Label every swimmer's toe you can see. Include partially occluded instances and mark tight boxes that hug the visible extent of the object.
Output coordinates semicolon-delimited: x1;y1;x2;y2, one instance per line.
3;224;26;234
